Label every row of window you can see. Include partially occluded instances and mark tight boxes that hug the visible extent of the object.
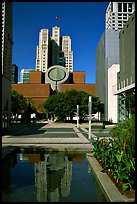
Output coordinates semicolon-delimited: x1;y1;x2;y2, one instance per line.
118;3;133;13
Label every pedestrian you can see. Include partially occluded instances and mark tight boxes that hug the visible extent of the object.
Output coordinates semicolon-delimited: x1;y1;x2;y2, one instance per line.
32;116;36;127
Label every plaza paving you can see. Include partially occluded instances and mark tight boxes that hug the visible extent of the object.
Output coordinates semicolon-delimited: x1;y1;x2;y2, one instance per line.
2;120;114;156
2;121;92;152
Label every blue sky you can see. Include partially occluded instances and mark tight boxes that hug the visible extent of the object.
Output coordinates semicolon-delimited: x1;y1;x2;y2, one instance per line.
12;2;109;83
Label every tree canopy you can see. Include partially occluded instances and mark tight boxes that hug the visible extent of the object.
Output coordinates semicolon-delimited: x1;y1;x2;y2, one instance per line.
43;89;101;121
11;90;36;118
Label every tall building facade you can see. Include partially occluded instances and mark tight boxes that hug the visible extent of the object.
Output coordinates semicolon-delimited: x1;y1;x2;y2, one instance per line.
96;2;135;123
113;11;135;121
35;26;73;73
2;2;12;134
36;29;50;72
62;36;73;72
51;26;61;65
106;2;135;30
96;29;120;122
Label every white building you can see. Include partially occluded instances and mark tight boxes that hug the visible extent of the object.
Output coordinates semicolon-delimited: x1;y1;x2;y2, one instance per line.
36;26;73;73
36;29;49;72
108;64;120;123
106;2;135;30
2;2;12;134
62;36;73;72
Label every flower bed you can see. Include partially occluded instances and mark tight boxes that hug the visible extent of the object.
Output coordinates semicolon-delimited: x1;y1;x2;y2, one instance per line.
93;115;135;198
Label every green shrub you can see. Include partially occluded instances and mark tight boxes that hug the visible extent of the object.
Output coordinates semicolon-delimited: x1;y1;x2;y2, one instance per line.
93;115;135;192
110;114;135;157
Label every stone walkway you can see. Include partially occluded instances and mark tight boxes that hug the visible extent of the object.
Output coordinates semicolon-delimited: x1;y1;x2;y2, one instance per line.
2;121;94;152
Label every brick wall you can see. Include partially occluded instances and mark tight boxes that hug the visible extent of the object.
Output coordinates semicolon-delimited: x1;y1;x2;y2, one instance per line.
29;71;42;84
72;72;85;84
61;84;96;96
11;83;51;111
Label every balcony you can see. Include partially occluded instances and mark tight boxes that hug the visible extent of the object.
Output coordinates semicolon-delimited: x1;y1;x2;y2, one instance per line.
113;74;135;95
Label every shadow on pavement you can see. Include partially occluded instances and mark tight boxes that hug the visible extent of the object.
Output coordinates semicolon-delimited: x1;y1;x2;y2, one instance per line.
8;122;48;136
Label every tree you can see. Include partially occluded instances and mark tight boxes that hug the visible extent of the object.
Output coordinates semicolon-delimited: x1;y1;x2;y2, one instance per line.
11;90;27;117
25;97;37;113
43;89;101;121
11;90;36;119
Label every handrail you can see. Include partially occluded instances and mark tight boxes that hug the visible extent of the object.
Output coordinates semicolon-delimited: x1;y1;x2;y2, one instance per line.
112;74;135;94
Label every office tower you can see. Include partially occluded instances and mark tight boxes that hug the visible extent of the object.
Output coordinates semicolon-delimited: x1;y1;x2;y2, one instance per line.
96;2;135;122
36;26;73;73
20;69;34;84
2;2;12;134
11;64;18;83
51;26;60;65
62;36;73;72
36;29;50;72
96;30;120;122
106;2;135;30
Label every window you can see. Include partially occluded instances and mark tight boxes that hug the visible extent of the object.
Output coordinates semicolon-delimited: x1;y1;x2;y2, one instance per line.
123;3;127;12
118;16;122;19
123;16;127;20
118;21;122;24
118;3;122;12
128;3;132;12
111;2;113;12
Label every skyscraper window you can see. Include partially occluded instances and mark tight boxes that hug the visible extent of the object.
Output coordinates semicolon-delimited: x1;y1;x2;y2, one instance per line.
118;3;122;12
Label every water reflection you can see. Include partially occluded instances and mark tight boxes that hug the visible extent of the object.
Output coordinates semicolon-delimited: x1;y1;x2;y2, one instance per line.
2;152;105;202
32;153;72;202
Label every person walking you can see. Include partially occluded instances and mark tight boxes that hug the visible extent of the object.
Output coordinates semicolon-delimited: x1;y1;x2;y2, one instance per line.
32;116;36;127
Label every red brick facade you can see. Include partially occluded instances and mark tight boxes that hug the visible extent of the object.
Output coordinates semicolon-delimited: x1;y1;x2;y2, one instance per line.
11;83;51;111
29;71;42;83
72;72;85;83
61;84;96;96
11;71;96;112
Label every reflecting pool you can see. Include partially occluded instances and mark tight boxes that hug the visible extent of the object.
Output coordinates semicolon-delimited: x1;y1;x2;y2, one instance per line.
2;152;106;202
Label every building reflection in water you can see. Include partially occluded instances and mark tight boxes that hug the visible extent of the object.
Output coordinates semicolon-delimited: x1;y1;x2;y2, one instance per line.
18;152;77;202
2;152;85;202
33;153;72;202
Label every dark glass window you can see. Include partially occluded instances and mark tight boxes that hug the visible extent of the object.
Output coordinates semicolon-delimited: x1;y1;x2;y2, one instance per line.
111;2;113;12
128;3;132;12
118;3;122;12
123;3;127;12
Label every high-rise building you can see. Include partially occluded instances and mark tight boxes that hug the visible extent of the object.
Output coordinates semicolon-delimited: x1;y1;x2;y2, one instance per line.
36;29;50;72
35;26;73;73
11;64;18;83
96;2;135;123
62;36;73;72
2;2;12;134
51;26;60;65
106;2;135;30
96;29;120;122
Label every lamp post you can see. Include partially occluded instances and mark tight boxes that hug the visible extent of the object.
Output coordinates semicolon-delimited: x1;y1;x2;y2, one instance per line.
88;96;92;140
77;105;79;128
